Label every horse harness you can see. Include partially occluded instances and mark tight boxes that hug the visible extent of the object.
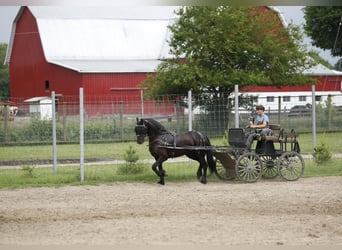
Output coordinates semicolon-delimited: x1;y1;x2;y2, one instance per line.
136;122;206;157
151;131;207;158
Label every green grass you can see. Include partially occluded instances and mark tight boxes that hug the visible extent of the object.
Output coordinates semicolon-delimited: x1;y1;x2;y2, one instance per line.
294;132;342;153
0;141;153;161
1;132;341;162
0;132;341;189
0;158;341;189
0;162;200;189
303;158;342;177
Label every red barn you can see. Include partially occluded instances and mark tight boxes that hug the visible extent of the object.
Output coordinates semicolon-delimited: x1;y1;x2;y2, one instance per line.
5;6;177;116
5;6;342;115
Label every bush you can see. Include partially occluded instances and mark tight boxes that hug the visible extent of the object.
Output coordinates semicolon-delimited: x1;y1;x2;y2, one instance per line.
313;142;332;165
20;165;36;177
117;145;144;175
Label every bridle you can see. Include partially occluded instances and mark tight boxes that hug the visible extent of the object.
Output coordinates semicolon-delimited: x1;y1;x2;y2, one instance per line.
135;124;148;143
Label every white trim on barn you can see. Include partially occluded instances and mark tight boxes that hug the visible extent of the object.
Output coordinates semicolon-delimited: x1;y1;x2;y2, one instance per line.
238;91;342;111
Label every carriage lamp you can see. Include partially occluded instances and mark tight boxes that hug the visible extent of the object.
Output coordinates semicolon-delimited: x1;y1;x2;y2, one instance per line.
248;117;255;125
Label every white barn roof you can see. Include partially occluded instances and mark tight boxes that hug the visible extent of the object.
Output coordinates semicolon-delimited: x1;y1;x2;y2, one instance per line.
6;6;342;76
302;63;342;76
6;6;178;73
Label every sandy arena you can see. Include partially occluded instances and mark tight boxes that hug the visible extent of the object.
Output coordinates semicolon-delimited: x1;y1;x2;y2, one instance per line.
0;176;341;247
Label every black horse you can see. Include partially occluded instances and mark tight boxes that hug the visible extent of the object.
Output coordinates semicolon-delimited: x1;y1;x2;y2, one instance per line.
135;118;216;185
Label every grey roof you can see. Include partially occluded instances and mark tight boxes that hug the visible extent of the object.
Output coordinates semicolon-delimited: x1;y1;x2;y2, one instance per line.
302;63;342;76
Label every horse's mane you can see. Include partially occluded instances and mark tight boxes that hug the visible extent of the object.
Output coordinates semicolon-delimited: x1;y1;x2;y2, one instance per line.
144;119;169;134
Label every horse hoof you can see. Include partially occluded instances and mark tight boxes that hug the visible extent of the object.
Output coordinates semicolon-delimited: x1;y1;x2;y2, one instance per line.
158;180;165;185
199;177;207;184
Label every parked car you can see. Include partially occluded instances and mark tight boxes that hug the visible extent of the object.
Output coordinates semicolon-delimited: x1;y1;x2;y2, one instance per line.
288;104;312;117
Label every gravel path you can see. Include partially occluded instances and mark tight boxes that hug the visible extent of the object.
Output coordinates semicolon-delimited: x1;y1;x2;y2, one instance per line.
0;176;341;247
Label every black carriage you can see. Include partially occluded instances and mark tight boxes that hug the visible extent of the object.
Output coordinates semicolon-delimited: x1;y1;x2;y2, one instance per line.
214;124;305;182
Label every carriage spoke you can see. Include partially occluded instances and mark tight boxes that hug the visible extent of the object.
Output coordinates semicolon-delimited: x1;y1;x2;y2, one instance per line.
261;155;278;179
214;152;236;180
236;153;262;183
277;151;305;181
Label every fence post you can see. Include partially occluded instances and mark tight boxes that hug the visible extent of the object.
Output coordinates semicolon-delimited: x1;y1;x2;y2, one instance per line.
188;89;192;131
119;101;123;140
52;91;57;173
312;85;316;149
3;104;8;144
278;96;281;124
79;88;84;182
140;88;144;118
234;84;239;128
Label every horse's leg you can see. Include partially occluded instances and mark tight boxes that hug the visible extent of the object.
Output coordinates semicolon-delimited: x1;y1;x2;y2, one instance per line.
187;152;204;181
199;153;208;184
196;163;202;180
152;157;167;185
158;162;167;177
200;163;208;184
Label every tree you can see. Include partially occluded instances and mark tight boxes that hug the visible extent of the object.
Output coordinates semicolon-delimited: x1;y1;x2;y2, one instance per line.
0;43;10;99
334;58;342;71
304;6;342;57
143;6;315;101
308;50;333;69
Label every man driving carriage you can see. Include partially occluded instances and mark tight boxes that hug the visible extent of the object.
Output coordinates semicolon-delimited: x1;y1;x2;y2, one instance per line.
244;104;273;152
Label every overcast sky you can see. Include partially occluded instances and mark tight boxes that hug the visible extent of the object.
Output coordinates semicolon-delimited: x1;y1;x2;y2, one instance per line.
0;6;339;65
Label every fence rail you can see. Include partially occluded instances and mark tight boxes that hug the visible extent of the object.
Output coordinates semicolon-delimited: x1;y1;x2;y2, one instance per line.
1;93;342;145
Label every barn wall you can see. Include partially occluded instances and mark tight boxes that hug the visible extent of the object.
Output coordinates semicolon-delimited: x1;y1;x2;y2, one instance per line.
82;72;146;100
9;7;82;100
82;73;176;116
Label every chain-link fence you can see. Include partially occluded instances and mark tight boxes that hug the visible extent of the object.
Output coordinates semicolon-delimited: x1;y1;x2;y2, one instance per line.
1;92;342;145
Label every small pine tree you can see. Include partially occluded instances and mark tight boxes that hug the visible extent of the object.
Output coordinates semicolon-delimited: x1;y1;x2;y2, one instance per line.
313;142;332;165
123;145;139;164
20;165;36;177
117;145;143;175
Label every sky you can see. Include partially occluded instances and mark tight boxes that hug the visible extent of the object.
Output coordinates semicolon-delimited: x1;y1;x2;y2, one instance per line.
0;5;340;66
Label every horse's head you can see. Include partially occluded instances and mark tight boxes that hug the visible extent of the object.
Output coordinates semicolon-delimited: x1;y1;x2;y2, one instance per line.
135;118;148;144
135;118;167;144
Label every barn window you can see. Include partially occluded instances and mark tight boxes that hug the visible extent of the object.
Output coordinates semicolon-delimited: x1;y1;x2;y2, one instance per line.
283;96;291;102
266;96;274;102
299;96;306;102
45;80;50;91
315;96;321;101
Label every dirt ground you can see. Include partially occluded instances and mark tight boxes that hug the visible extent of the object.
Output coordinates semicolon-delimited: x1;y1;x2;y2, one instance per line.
0;176;341;247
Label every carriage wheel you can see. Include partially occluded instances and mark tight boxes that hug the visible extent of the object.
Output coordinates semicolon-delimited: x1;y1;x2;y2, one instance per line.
236;153;262;183
214;152;235;181
277;151;305;181
260;155;278;179
215;159;235;180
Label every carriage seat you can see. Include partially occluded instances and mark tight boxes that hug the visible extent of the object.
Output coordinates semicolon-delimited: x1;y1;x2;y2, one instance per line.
280;128;299;143
260;124;299;143
228;128;246;147
260;124;282;142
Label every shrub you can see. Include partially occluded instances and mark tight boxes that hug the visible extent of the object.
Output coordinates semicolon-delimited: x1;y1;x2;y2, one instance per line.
117;145;144;175
313;142;332;165
20;165;36;177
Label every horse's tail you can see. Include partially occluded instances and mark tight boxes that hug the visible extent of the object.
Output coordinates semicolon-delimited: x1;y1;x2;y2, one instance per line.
204;135;216;174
